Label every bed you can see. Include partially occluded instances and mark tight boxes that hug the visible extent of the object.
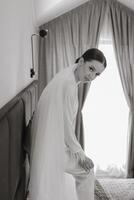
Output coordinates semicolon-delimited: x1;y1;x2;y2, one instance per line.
0;80;38;200
95;178;134;200
97;178;134;200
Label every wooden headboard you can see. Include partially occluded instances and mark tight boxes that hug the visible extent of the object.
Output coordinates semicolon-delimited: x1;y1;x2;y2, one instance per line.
0;80;38;200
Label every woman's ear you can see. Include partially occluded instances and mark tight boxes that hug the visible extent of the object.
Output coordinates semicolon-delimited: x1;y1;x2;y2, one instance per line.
78;57;84;66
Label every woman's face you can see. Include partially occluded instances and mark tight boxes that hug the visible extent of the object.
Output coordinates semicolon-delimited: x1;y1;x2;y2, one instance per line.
78;58;105;82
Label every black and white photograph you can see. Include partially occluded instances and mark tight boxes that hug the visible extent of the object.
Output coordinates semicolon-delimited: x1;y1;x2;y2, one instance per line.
0;0;134;200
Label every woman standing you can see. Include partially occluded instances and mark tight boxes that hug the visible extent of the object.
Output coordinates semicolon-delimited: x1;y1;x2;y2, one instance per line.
29;48;107;200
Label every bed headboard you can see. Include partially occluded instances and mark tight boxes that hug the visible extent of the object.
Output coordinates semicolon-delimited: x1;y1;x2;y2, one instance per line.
0;80;38;200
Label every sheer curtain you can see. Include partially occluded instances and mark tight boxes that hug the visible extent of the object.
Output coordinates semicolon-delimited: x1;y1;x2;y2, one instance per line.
83;13;129;178
83;0;134;178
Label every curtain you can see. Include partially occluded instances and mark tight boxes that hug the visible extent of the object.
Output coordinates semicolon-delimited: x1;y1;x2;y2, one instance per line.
108;0;134;177
38;0;107;148
38;37;47;98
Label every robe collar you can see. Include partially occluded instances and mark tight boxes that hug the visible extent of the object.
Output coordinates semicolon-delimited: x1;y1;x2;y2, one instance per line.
72;64;82;86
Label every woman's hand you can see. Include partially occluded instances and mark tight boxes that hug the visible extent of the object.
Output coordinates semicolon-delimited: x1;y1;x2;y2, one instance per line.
79;156;94;172
76;151;94;172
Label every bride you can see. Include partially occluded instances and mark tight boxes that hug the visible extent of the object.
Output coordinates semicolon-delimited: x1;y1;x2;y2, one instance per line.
29;48;106;200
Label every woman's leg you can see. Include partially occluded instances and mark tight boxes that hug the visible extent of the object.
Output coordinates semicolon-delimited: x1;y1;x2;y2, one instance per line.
65;150;94;200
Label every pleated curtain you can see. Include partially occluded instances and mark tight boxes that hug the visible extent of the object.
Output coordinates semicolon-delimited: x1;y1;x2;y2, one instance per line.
107;0;134;178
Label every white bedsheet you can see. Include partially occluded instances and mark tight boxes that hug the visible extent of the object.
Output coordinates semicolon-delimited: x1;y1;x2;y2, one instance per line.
99;178;134;200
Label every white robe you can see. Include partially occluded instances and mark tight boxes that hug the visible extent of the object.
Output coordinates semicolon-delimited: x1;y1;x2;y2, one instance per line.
29;64;85;200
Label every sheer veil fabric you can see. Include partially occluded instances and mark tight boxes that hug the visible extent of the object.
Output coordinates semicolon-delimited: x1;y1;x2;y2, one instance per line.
29;65;81;200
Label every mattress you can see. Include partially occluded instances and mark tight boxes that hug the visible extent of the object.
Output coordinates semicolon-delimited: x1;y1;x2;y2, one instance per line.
95;178;134;200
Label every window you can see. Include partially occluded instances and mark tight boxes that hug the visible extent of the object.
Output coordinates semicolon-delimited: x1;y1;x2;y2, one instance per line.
82;39;129;178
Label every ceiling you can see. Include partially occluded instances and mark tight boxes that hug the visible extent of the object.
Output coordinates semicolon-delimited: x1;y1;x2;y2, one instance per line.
33;0;134;26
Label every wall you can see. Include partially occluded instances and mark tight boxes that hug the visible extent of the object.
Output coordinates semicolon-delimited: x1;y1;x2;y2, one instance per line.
0;0;37;109
33;0;89;25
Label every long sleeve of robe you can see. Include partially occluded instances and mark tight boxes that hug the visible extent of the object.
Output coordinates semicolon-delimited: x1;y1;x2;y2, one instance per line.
64;85;84;154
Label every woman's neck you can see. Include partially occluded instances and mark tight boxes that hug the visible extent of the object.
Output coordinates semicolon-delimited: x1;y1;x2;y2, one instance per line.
74;65;80;83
